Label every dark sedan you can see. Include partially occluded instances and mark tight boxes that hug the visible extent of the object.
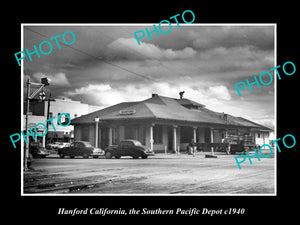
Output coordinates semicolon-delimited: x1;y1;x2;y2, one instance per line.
58;141;105;158
104;139;155;159
29;143;50;158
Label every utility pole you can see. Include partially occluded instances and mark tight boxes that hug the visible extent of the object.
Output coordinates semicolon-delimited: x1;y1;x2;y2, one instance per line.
24;77;50;170
94;116;100;148
24;79;30;170
45;92;55;146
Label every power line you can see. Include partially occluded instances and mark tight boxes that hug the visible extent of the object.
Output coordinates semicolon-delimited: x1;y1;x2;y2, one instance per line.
119;27;188;77
91;27;167;78
23;27;153;81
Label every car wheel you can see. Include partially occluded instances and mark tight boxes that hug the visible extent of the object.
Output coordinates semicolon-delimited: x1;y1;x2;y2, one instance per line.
92;155;99;159
27;154;33;168
83;154;88;159
132;156;139;159
70;156;75;159
115;155;121;159
141;155;148;159
59;153;64;158
105;152;112;159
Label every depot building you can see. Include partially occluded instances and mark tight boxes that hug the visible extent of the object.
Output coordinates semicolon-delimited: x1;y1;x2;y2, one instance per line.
71;94;272;152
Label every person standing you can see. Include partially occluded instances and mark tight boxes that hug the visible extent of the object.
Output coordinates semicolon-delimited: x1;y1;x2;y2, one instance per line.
189;138;196;156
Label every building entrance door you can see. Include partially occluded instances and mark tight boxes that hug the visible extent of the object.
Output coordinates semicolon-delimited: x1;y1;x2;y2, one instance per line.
100;127;109;149
168;127;173;150
204;128;211;143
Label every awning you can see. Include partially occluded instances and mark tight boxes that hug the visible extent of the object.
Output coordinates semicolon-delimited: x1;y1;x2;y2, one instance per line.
47;131;64;138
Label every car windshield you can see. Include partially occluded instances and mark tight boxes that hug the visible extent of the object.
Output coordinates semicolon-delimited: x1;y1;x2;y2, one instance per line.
82;142;93;147
131;140;143;146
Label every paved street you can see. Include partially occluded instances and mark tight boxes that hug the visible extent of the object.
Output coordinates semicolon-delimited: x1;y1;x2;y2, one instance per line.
23;152;275;195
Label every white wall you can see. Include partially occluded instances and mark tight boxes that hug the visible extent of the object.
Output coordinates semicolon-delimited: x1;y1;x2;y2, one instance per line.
119;126;125;141
74;125;81;141
254;131;270;147
198;127;205;143
88;124;95;146
46;99;101;135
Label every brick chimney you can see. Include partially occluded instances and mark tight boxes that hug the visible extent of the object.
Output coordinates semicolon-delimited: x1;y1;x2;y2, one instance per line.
222;113;228;123
179;91;185;99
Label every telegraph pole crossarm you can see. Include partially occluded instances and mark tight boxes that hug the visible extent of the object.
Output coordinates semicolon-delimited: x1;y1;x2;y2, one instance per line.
24;77;50;170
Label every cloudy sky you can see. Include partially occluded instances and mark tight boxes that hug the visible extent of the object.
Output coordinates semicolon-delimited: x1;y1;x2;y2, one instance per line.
23;24;275;129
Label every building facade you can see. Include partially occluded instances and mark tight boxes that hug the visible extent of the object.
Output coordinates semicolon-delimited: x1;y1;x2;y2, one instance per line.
24;98;101;146
71;94;272;152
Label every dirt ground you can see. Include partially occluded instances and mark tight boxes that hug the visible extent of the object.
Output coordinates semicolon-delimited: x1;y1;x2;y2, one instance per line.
23;152;275;195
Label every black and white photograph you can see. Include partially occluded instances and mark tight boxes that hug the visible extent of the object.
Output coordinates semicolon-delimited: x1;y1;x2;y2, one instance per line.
21;24;276;195
3;4;299;222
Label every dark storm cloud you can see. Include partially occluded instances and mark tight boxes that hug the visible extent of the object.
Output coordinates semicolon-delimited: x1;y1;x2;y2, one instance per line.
23;24;275;129
190;26;274;51
23;25;274;75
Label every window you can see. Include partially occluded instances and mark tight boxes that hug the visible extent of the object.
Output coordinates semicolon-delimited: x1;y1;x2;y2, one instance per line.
125;126;137;139
57;113;70;125
112;127;119;145
121;141;133;148
82;125;89;141
257;132;261;138
153;125;163;144
73;142;80;148
132;140;143;146
181;126;193;143
127;141;134;147
77;142;85;148
120;142;125;148
83;142;92;147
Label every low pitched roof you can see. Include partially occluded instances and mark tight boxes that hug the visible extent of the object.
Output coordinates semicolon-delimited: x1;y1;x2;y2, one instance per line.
176;98;205;108
71;95;272;130
71;101;138;124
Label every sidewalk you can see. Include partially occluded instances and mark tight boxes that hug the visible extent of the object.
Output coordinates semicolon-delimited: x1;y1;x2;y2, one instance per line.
151;151;231;159
45;151;231;159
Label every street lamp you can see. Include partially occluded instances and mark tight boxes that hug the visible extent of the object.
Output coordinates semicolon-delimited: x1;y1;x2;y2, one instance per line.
94;116;100;148
24;77;50;170
41;77;51;86
94;116;100;123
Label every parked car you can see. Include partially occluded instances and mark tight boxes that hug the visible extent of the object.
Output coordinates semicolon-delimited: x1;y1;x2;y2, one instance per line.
46;142;61;150
47;142;70;150
58;141;104;158
29;143;50;158
57;142;71;149
226;135;258;154
104;139;155;159
27;153;33;168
